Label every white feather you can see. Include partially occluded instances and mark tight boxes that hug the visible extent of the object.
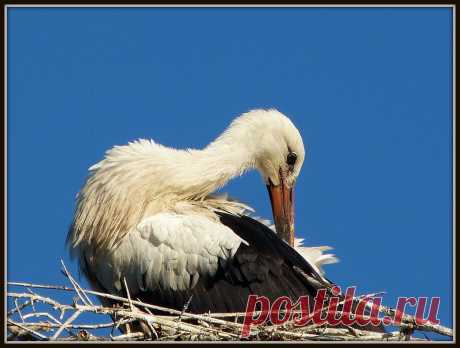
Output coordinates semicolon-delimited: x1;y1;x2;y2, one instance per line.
68;109;336;299
88;212;246;295
294;239;339;276
68;109;305;253
252;217;339;277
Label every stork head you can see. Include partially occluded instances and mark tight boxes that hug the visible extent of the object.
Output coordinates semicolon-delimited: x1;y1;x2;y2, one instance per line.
226;109;306;246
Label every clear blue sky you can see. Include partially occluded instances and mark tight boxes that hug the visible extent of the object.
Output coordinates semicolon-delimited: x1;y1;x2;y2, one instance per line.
7;7;453;338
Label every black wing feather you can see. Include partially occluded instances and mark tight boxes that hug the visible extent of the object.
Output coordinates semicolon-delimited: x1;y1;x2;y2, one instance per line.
133;213;327;313
86;213;384;332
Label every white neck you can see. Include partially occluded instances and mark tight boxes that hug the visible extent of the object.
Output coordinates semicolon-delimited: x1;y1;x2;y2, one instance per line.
122;126;257;201
70;124;258;251
179;133;258;198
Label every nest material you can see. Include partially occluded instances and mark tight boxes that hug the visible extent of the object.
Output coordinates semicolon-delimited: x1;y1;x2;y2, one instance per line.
6;261;453;342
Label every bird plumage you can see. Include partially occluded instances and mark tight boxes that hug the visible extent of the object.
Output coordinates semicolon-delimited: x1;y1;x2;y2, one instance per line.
79;212;329;314
67;108;341;327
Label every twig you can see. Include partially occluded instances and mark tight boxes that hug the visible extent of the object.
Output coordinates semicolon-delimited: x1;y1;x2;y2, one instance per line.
111;332;145;341
135;297;158;340
50;309;83;340
7;299;32;316
9;281;75;291
122;277;134;311
60;259;94;306
14;299;24;322
292;267;453;338
7;320;48;341
7;277;453;342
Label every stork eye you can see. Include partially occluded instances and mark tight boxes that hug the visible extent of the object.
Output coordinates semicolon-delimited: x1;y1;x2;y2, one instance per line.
287;152;297;166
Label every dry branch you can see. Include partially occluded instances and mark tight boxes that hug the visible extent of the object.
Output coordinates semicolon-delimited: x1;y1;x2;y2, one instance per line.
6;264;453;342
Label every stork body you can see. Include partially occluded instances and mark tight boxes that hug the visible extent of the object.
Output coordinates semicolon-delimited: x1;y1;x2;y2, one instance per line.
68;109;337;317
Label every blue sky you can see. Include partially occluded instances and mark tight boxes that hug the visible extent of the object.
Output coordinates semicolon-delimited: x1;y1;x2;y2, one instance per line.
7;7;453;338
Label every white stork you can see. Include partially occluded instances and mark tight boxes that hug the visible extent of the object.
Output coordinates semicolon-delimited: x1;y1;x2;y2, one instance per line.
67;109;338;318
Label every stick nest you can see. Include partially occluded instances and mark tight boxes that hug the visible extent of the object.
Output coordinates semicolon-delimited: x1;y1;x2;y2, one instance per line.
6;261;453;342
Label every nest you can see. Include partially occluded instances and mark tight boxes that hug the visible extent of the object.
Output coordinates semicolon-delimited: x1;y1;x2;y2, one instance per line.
6;261;453;342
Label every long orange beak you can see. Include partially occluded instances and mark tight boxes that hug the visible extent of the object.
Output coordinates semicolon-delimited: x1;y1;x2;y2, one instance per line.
267;170;295;246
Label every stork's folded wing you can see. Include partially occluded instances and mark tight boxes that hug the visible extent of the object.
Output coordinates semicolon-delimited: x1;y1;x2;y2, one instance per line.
82;212;330;314
86;213;246;295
